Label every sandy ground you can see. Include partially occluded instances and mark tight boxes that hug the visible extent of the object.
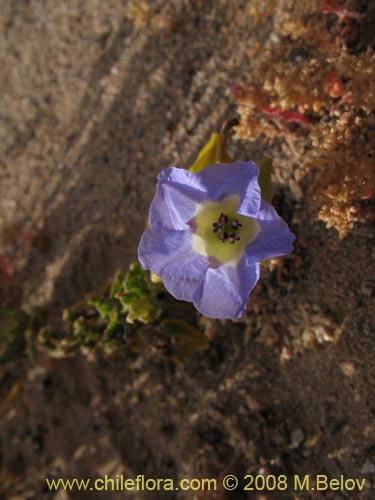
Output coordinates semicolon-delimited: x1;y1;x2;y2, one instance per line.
1;1;375;499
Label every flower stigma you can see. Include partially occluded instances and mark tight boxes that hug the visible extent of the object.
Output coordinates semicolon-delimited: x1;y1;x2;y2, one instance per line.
191;195;259;265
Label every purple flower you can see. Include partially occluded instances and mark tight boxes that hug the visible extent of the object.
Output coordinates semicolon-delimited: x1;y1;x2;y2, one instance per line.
138;161;295;319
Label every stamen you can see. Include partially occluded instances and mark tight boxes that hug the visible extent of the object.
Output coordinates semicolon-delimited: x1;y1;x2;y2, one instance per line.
229;233;241;244
231;219;243;230
212;222;222;233
219;213;228;225
219;232;228;242
212;212;243;244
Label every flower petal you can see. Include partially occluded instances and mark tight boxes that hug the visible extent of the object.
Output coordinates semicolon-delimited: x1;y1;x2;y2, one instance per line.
159;252;209;301
197;161;262;216
139;227;191;273
150;167;211;230
193;260;260;319
245;200;295;265
138;227;208;300
149;162;262;229
158;167;210;194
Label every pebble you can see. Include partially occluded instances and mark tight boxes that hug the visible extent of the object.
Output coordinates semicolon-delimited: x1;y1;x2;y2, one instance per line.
360;459;375;475
290;428;304;449
360;282;374;298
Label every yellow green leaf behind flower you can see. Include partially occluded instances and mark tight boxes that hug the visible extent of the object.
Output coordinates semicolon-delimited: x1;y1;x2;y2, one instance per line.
189;133;232;173
257;157;273;203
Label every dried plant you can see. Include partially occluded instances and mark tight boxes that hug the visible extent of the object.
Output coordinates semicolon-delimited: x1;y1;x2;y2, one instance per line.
233;0;375;237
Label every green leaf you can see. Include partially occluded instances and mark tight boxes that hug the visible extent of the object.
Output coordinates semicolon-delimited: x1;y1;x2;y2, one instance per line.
258;158;273;203
117;292;142;305
126;298;162;324
109;271;125;299
189;133;233;174
87;298;118;320
124;262;149;297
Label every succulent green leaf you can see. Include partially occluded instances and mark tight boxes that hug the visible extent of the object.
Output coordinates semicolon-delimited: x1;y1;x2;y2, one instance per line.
109;271;125;298
126;298;162;324
124;262;149;298
87;298;118;320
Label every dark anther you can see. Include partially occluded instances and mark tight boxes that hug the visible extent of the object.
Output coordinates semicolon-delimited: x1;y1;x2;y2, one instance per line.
219;213;228;225
212;222;222;233
213;212;242;243
219;232;228;242
229;233;240;244
231;219;242;230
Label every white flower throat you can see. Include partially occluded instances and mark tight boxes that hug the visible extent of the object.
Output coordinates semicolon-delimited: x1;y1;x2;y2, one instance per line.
191;195;259;264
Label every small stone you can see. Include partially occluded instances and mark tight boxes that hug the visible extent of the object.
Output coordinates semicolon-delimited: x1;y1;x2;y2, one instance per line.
360;283;374;298
280;346;294;362
290;428;304;449
360;459;375;475
340;361;356;377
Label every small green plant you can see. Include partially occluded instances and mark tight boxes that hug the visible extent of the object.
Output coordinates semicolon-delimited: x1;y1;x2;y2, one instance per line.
114;263;164;324
1;263;209;366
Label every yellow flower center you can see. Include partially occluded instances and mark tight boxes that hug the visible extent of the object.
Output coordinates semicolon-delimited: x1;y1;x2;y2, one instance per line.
191;195;259;264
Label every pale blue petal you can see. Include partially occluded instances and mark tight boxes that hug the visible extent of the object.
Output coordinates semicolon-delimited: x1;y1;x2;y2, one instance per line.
138;226;208;301
149;183;199;230
193;260;260;319
255;199;287;221
159;253;209;301
139;226;192;273
197;161;262;216
245;200;295;265
149;168;210;230
158;167;210;195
